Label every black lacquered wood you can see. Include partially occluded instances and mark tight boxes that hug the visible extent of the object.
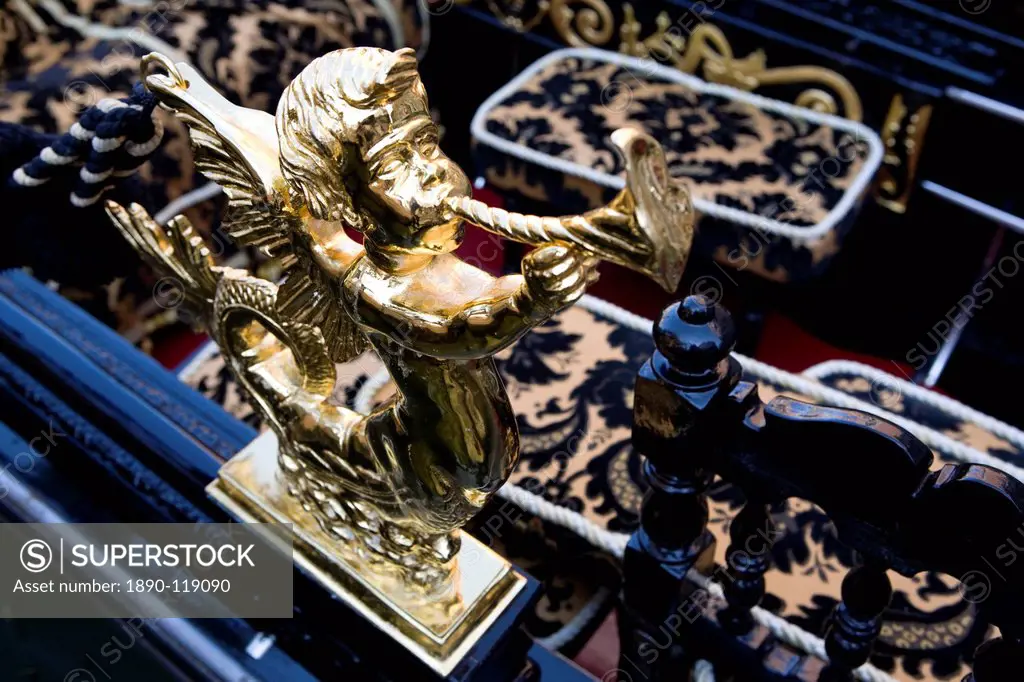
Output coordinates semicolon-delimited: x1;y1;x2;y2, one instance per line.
622;294;1024;682
626;297;741;586
822;563;892;680
719;498;775;635
969;636;1024;682
619;297;741;678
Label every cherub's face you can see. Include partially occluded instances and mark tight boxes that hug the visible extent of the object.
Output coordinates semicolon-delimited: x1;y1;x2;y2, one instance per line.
359;85;471;255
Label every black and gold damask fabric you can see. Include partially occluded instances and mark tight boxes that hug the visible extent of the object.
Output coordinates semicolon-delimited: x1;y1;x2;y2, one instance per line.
179;299;1017;680
1;0;410;129
473;51;879;282
0;0;412;333
1;0;406;207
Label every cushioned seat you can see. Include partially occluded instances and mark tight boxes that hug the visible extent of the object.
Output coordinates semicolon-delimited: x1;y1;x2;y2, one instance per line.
1;0;413;122
178;294;1021;680
1;0;420;337
472;48;884;282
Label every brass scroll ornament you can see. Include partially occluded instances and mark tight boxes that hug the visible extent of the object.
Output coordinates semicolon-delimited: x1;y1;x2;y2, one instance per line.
460;0;863;121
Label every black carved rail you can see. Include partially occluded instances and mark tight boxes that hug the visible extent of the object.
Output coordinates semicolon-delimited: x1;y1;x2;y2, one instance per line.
619;296;1024;681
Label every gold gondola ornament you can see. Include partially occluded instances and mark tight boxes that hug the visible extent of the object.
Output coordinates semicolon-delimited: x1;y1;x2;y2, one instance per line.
107;46;695;673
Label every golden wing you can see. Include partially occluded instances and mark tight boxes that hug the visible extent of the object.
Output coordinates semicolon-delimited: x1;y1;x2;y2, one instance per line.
140;53;367;362
106;203;219;318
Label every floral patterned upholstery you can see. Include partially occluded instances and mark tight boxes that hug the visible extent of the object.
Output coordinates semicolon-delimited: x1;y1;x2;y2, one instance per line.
2;0;408;128
177;295;1022;679
1;0;416;334
472;48;883;282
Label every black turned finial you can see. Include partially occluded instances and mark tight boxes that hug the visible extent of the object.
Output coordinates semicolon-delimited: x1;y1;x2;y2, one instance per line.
632;296;742;551
651;295;736;384
680;296;713;320
634;294;742;455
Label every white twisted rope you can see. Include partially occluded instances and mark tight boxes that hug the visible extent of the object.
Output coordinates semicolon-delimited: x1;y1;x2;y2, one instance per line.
496;482;629;556
535;587;613;650
692;659;716;682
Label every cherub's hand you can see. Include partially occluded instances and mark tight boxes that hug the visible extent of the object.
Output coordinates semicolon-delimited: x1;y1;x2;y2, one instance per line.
520;244;599;318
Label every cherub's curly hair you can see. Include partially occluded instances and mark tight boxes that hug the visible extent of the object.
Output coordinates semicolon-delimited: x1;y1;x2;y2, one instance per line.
275;47;420;229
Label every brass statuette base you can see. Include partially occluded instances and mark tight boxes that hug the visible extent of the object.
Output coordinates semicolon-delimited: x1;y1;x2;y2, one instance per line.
208;432;527;678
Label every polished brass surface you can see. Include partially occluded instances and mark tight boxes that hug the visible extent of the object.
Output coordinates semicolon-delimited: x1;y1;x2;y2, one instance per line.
448;127;694;292
209;432;525;676
876;94;932;214
106;46;694;604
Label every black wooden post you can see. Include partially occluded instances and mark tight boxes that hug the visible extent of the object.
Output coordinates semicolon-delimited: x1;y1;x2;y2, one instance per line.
619;295;742;679
821;562;893;680
719;498;776;634
967;575;1023;682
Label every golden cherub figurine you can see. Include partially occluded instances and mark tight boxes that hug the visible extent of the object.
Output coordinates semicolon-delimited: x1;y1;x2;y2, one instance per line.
107;48;694;589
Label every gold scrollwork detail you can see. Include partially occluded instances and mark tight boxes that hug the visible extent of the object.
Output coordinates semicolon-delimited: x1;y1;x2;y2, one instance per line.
794;89;839;116
466;0;615;46
549;0;616;47
618;4;862;121
876;93;933;214
474;0;862;121
459;0;863;119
